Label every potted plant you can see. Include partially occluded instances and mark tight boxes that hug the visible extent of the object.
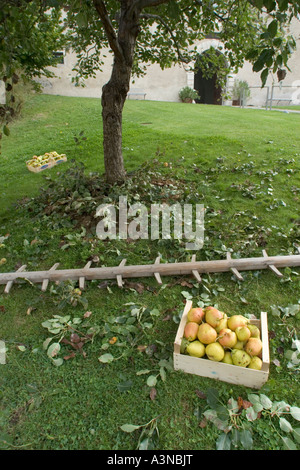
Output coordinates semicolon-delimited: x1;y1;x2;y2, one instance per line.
232;79;251;106
179;86;200;103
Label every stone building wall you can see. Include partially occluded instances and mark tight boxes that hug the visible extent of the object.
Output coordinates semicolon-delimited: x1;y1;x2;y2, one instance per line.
37;18;300;107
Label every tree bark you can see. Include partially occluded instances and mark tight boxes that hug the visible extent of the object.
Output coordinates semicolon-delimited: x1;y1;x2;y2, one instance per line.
100;2;141;185
101;60;129;185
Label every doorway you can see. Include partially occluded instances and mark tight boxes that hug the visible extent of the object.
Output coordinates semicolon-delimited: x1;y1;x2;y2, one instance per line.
194;50;225;105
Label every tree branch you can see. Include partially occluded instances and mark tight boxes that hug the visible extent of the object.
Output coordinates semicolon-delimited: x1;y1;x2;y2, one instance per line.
93;0;124;62
140;13;190;64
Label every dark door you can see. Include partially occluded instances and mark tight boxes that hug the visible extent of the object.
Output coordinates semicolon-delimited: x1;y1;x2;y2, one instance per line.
194;51;223;105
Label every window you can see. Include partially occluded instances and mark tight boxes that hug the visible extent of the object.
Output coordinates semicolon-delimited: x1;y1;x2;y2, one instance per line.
53;51;65;65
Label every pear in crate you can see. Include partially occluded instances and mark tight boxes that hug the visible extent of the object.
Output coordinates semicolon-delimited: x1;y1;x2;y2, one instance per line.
245;337;263;357
204;306;224;329
227;314;249;331
218;328;237;349
247;324;261;338
235;326;251;342
184;321;199;341
187;307;204;324
222;351;233;364
248;356;263;370
205;342;225;362
197;322;217;344
231;349;251;367
186;340;205;358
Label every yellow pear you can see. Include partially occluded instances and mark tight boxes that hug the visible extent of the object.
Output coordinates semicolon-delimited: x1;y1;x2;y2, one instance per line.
227;315;249;331
234;339;246;350
186;340;206;358
205;306;224;329
236;326;251;342
248;356;263;370
245;337;263;357
205;342;225;362
184;321;199;341
215;314;228;333
187;307;205;324
247;324;261;339
222;351;233;364
231;349;251;367
197;322;217;344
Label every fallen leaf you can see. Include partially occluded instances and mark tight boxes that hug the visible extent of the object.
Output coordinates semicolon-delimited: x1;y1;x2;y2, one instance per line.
83;311;92;318
199;417;207;428
64;352;76;360
149;387;157;401
195;389;207;400
180;280;194;288
238;396;253;410
70;333;81;343
162;314;172;321
124;280;145;294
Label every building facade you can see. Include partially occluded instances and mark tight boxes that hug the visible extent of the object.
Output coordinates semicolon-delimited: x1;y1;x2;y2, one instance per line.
35;18;300;108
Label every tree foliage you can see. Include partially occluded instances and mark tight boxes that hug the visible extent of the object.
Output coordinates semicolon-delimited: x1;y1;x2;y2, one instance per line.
0;0;299;181
61;1;299;85
0;0;65;140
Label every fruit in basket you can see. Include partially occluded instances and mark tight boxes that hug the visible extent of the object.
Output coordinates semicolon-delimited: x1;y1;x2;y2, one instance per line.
204;306;224;328
205;342;225;362
227;314;249;331
235;326;251;342
248;356;263;370
245;337;263;357
231;349;251;367
184;321;199;341
197;322;217;344
215;313;228;333
222;351;233;364
187;307;204;324
234;339;246;350
27;151;67;171
247;324;261;338
218;328;237;349
186;340;206;358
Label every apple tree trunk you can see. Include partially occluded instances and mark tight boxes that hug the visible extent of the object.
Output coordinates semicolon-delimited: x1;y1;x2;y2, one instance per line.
101;5;140;185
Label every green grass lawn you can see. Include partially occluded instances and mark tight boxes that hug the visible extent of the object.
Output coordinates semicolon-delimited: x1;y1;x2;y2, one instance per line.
0;94;299;451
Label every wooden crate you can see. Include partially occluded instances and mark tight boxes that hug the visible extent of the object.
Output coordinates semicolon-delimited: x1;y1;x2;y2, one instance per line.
26;155;67;173
173;300;270;389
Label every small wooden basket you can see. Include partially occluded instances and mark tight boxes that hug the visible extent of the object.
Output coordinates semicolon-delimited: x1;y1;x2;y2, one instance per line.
26;153;67;173
173;300;270;389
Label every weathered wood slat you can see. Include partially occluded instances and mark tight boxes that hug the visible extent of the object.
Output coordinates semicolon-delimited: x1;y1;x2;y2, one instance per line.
41;262;60;292
227;252;244;281
191;254;201;283
79;261;92;290
0;253;299;292
262;249;283;278
116;259;127;288
4;265;27;293
154;256;162;285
